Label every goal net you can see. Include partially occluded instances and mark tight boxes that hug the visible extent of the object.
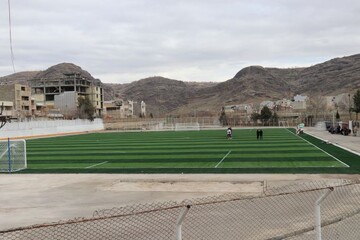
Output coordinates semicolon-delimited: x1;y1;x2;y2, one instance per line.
278;121;289;127
0;139;27;172
174;122;200;131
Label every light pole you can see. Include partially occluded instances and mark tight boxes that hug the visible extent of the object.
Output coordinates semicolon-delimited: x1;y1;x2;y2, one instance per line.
331;97;335;127
348;93;352;120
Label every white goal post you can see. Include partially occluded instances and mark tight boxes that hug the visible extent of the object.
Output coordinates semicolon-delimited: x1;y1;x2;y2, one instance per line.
278;121;290;127
174;122;200;131
0;139;27;172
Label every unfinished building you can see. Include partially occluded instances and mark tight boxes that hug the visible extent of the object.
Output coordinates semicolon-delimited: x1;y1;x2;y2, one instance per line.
29;73;104;116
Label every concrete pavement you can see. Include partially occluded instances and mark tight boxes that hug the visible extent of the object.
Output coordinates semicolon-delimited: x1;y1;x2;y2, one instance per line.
304;127;360;155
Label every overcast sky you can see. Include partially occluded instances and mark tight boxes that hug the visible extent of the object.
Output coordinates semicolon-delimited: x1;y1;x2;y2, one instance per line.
1;0;360;83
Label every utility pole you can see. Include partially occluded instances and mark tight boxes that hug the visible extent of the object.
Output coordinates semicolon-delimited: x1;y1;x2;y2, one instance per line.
348;93;352;120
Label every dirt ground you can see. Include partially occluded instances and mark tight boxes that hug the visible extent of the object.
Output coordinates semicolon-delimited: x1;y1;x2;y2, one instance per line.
1;127;360;231
1;173;360;231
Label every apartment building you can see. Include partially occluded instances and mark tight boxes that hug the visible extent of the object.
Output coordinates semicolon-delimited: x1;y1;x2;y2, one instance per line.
104;100;146;118
0;84;32;118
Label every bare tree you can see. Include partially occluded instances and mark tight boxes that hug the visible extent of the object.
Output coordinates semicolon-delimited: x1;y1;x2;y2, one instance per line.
306;94;327;122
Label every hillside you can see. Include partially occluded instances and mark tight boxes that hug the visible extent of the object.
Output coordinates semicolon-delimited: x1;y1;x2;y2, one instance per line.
33;63;96;81
296;54;360;94
112;77;195;115
1;54;360;116
0;71;40;85
175;54;360;114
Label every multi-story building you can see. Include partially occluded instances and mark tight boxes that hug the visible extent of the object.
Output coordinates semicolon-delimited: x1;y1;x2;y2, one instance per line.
260;101;275;110
0;101;14;117
291;95;308;110
223;104;253;114
103;99;146;118
88;84;104;116
29;73;104;116
0;84;32;118
123;100;134;117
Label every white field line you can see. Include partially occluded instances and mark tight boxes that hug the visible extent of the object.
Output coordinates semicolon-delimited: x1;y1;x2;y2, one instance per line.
0;149;8;159
286;129;349;168
215;151;231;168
85;161;108;169
304;132;360;157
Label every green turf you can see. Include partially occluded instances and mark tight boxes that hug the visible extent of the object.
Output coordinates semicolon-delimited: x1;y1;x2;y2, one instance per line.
18;128;360;173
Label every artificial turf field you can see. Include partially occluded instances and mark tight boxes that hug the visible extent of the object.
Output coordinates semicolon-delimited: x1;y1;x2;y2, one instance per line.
22;128;360;174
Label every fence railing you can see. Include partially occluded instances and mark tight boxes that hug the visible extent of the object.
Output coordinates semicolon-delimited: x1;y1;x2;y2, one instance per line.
103;117;301;131
1;180;359;240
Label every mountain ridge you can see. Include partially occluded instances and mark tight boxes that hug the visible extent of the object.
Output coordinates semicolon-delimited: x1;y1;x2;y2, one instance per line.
1;54;360;116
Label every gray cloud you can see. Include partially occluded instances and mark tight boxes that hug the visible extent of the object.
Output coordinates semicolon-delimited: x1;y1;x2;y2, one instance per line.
1;0;360;83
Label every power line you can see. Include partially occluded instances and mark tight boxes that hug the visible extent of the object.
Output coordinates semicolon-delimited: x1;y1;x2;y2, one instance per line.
8;0;16;73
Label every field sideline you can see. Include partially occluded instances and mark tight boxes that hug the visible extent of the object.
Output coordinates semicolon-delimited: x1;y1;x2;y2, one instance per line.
21;128;360;174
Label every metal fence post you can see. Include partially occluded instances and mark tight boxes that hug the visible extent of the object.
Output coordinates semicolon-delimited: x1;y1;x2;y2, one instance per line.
315;187;334;240
7;138;11;173
175;205;191;240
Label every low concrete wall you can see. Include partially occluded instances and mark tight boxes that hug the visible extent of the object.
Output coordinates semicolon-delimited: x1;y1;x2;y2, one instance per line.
0;119;104;139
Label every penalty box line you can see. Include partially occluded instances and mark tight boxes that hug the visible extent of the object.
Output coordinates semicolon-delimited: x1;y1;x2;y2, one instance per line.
286;129;349;168
215;151;232;168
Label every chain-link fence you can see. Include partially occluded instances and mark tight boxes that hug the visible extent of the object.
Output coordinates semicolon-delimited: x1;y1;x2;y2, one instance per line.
1;180;360;240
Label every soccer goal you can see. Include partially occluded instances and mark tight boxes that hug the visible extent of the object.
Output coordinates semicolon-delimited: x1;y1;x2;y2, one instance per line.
174;122;200;131
278;121;289;127
0;139;27;172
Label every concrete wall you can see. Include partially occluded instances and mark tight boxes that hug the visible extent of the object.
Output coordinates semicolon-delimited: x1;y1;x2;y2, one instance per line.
0;118;104;139
54;91;78;115
0;85;15;102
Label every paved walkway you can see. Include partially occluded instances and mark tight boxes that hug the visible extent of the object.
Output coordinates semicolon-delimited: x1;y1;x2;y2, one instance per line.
304;127;360;155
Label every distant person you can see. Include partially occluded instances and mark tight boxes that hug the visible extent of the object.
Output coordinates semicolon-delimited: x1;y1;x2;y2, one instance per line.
354;125;358;136
259;129;263;140
256;129;260;140
336;125;341;134
296;127;304;135
227;127;232;139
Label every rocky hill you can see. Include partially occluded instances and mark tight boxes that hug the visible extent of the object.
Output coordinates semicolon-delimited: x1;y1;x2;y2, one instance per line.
173;55;360;115
0;71;40;85
110;77;221;115
1;54;360;116
33;63;96;81
295;54;360;94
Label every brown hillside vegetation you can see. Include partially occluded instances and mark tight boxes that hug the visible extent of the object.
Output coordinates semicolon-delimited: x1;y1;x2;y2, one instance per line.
1;54;360;116
0;71;40;85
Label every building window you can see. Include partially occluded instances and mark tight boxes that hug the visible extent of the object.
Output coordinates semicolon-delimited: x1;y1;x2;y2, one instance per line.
21;86;26;91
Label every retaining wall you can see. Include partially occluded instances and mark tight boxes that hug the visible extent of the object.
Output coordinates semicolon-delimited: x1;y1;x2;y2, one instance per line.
0;119;104;139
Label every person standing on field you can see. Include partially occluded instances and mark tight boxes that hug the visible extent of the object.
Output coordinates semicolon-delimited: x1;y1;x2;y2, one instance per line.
227;127;232;139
